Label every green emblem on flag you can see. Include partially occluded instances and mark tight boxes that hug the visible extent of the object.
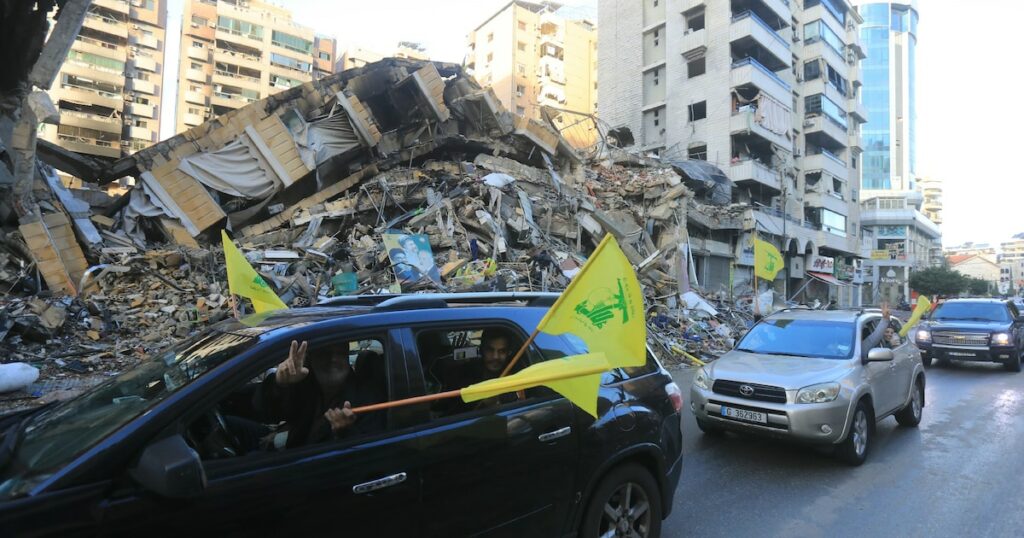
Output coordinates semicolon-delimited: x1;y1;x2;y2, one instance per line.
574;279;629;329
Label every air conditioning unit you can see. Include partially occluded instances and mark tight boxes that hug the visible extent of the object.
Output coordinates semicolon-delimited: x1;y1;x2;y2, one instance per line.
803;119;815;128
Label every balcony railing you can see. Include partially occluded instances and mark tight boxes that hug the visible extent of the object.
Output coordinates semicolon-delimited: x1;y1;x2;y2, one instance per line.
215;69;260;84
75;34;122;52
58;133;117;148
731;57;790;91
731;11;788;48
61;83;122;100
61;110;120;125
214;91;257;104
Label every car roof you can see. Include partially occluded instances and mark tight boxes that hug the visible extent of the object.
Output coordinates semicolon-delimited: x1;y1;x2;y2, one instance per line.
939;298;1008;304
766;309;868;322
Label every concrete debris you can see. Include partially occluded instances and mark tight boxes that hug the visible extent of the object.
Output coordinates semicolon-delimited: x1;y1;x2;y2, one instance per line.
0;58;783;411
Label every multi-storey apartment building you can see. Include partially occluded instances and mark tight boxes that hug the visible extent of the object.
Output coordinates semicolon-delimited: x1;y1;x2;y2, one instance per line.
335;43;429;72
466;1;598;146
916;176;942;226
38;0;168;164
175;0;335;133
598;0;867;306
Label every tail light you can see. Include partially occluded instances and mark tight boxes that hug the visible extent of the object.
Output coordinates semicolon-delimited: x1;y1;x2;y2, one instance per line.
665;381;684;413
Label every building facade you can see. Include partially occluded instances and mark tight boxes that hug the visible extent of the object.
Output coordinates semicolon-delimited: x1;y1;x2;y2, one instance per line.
467;1;598;146
948;254;1000;294
175;0;335;134
335;44;429;72
39;0;168;164
999;233;1024;295
597;0;867;306
854;0;938;303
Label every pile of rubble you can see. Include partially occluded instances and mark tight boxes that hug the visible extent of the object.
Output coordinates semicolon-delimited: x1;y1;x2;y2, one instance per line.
0;58;763;406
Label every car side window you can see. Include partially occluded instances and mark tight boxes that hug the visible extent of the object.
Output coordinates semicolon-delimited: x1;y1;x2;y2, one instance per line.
183;337;390;462
561;333;658;384
413;324;563;420
888;319;904;347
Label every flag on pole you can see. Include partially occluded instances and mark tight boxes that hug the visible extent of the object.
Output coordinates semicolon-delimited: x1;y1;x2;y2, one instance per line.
753;238;784;281
535;234;646;368
899;295;932;337
462;353;612;418
221;230;288;313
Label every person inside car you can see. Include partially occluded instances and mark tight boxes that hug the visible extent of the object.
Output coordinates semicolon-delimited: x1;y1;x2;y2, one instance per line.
861;304;893;358
883;325;902;348
433;328;521;416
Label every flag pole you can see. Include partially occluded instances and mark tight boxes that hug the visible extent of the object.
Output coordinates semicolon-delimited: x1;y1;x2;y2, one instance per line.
499;234;615;378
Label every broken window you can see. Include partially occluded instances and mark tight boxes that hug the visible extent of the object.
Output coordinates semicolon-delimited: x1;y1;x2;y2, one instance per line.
688;145;708;160
688;57;706;78
686;11;705;31
688;101;707;121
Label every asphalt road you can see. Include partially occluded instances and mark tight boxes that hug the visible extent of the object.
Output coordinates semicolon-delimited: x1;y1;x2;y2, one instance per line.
664;361;1024;538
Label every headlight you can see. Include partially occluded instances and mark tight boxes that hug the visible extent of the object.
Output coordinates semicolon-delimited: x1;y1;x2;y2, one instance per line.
693;367;712;390
796;382;841;404
992;332;1011;345
916;329;931;343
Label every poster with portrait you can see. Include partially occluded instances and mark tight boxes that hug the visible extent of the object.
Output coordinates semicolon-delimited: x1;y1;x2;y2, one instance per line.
382;232;442;286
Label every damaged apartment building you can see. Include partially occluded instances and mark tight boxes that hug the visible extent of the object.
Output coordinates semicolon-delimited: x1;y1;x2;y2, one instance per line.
599;0;875;306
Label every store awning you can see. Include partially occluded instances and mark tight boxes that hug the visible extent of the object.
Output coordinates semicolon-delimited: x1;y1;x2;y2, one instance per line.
808;272;850;287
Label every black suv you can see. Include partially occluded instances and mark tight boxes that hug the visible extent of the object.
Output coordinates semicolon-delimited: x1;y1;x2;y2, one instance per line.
0;293;683;537
915;298;1024;371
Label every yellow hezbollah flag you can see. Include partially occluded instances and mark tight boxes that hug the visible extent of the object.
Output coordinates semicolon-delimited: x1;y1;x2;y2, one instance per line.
221;230;288;313
899;295;932;337
754;238;784;281
536;234;646;368
462;353;612;418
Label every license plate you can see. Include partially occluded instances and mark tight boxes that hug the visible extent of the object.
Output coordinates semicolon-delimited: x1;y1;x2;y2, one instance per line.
721;406;767;424
948;351;976;357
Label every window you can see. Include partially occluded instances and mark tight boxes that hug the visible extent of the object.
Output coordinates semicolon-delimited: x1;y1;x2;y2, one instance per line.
318;51;331;60
688;101;707;121
803;19;844;55
686;12;705;31
272;30;313;54
192;40;205;48
687;57;706;78
217;16;264;40
517;63;526;75
486;52;493;63
518;21;527;31
190;61;203;69
653;68;659;86
518;41;527;52
653;29;660;47
804;94;847;128
66;50;125;72
487;32;494;42
688;144;708;160
191;15;208;27
271;74;302;89
822;209;847;236
515;106;526;116
270;53;311;73
804;59;822;80
187;107;201;115
515;84;525;96
653;108;660;127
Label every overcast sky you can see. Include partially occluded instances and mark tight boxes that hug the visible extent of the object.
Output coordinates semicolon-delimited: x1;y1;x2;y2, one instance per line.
160;0;1021;248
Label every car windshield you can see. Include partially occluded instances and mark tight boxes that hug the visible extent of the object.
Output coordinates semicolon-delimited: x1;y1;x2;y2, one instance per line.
931;303;1010;322
736;318;855;360
0;328;259;499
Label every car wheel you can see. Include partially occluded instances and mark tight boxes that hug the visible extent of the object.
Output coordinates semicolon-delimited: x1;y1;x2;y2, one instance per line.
895;378;924;427
580;463;662;538
836;400;872;466
1005;351;1022;373
695;416;724;436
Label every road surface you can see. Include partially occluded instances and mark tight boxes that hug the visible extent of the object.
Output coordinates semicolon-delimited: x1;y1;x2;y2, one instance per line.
664;361;1024;537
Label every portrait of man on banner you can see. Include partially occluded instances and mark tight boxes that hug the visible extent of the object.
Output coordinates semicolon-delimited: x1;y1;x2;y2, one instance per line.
383;232;442;286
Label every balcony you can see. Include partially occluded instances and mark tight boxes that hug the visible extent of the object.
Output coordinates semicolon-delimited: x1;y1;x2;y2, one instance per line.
805;190;849;216
72;36;126;60
211;92;255;109
538;55;566;84
183;112;205;126
83;13;128;39
129;125;154;142
730;108;790;149
132;33;159;50
133;55;157;72
213;70;261;92
63;61;124;86
131;78;156;95
54;85;123;111
93;0;129;14
849;98;867;123
186;68;209;83
803;4;845;41
681;0;705;13
184;90;208;105
127;102;155;119
802;77;847;108
803;114;847;150
58;110;121;134
681;28;707;60
730;57;791;106
216;28;264;51
801;150;849;181
801;41;847;75
213;48;263;72
730;11;790;72
731;159;782;194
55;133;122;158
187;46;210;62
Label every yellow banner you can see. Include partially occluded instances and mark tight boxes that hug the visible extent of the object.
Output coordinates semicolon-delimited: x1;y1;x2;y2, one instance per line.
221;230;288;313
754;238;784;281
871;250;891;260
899;295;932;337
536;235;646;368
461;353;611;418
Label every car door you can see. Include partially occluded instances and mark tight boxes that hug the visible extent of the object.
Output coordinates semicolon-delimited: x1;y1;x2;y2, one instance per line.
395;324;580;537
862;318;902;415
887;318;916;404
93;329;423;536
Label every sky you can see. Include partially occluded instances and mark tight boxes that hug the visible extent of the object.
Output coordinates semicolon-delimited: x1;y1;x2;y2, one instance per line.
159;0;1022;248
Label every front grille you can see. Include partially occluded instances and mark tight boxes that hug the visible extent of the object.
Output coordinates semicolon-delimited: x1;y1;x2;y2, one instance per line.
712;380;787;403
933;332;990;346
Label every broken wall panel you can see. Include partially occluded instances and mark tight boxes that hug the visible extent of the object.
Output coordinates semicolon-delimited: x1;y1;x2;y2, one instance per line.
20;212;89;295
143;160;226;237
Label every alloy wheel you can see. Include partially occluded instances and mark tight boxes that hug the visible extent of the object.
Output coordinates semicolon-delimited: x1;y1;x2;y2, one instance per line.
853;410;868;457
912;384;922;420
598;481;652;538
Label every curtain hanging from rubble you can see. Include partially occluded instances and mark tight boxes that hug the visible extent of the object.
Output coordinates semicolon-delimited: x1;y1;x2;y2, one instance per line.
123;184;172;240
289;108;363;170
754;93;790;136
177;138;277;199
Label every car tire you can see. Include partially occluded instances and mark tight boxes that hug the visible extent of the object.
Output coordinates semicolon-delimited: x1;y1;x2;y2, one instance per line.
695;416;723;436
1003;350;1019;370
895;378;924;427
836;400;872;466
580;463;662;538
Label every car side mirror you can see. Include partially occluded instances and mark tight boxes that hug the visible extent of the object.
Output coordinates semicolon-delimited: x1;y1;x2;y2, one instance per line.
130;434;206;498
866;348;895;362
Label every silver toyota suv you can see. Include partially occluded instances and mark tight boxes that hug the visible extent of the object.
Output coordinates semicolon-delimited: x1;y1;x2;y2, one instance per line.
689;308;925;465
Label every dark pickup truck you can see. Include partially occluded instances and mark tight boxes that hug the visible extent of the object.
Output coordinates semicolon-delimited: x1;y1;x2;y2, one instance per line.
914;298;1024;371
